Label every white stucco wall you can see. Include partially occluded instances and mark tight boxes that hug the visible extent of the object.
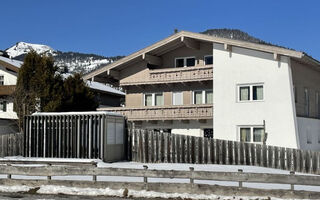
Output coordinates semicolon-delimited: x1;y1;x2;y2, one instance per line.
0;66;17;85
297;117;320;151
213;43;298;148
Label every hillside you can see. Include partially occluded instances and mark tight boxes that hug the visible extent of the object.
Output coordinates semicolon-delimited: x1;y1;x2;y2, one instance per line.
5;42;123;74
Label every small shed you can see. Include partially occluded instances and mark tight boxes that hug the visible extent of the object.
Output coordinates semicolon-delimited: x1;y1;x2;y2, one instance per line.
24;111;126;162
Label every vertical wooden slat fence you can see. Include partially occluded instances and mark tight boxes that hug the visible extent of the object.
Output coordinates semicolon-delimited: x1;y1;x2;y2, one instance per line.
128;129;320;175
0;132;24;157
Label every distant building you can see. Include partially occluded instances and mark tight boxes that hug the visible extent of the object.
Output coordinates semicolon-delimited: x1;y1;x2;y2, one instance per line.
84;30;320;151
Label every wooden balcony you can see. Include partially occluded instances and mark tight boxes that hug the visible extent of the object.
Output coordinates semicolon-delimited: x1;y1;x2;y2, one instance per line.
98;104;213;121
0;85;15;96
120;65;213;86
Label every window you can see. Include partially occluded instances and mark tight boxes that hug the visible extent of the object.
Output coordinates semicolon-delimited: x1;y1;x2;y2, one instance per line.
0;76;3;86
238;84;264;102
317;92;320;118
193;90;213;104
0;101;7;112
293;86;297;103
173;92;183;105
204;55;213;65
144;93;163;106
239;126;264;143
175;57;196;67
304;88;309;117
307;129;312;144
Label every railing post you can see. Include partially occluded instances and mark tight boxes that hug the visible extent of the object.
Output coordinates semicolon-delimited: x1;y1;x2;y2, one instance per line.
47;163;52;180
7;164;11;179
143;165;148;183
238;169;243;188
290;171;295;191
93;162;98;181
189;167;194;184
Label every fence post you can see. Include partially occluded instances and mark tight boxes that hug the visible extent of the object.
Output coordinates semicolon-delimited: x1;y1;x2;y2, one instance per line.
143;165;148;183
6;164;11;179
189;167;194;184
47;163;52;180
93;162;98;181
238;169;243;188
290;171;295;190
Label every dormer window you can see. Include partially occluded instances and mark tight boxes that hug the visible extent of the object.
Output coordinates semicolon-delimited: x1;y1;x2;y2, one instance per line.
175;57;195;67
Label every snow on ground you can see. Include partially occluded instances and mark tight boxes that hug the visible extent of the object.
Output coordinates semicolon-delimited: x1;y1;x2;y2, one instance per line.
0;157;319;197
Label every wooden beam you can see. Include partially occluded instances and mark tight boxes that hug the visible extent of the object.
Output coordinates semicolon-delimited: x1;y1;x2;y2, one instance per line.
107;69;120;79
142;53;162;66
181;36;200;50
273;53;280;61
224;43;232;52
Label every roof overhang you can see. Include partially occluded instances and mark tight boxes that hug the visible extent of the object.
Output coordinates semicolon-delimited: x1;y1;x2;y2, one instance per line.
83;31;319;81
0;60;20;73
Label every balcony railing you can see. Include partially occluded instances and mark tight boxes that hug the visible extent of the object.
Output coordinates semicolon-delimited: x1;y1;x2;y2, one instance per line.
98;104;213;121
0;85;15;96
120;65;213;86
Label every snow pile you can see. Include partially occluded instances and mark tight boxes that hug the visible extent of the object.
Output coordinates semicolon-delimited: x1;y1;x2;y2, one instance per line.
0;185;32;193
6;42;56;58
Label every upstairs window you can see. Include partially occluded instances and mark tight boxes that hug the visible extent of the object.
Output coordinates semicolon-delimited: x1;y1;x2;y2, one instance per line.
0;101;7;112
0;75;3;85
175;57;196;67
239;126;264;143
193;90;213;104
144;93;164;106
238;84;264;102
204;55;213;65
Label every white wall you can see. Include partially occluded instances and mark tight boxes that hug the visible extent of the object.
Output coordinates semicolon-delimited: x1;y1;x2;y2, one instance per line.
213;43;299;148
297;117;320;151
0;66;17;85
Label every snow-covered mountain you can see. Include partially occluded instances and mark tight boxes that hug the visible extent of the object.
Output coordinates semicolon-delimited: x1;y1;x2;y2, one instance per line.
4;42;123;74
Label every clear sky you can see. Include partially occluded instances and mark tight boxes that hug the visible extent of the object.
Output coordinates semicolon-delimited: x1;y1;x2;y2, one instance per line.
1;0;320;60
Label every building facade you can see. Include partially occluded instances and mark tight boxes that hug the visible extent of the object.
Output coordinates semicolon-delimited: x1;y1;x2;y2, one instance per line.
84;31;320;151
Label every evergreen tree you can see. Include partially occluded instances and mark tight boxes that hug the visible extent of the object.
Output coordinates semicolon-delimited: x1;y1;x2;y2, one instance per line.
61;73;98;111
14;51;98;128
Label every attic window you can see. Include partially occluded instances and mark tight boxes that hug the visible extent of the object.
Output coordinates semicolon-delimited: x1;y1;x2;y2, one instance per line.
204;55;213;65
175;57;195;67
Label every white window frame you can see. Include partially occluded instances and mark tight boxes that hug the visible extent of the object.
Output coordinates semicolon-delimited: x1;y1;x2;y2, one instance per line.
237;83;264;102
175;56;196;68
143;93;163;106
172;91;183;105
238;126;264;144
204;55;213;65
192;90;213;104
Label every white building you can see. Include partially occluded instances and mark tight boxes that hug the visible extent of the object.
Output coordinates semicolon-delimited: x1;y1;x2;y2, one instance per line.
84;31;320;151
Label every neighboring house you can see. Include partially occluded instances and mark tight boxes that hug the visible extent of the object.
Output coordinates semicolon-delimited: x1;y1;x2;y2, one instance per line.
0;55;22;120
0;55;22;134
86;81;125;107
84;31;320;151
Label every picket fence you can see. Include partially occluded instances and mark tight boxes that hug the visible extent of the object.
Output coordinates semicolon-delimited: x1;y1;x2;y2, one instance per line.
0;132;24;157
128;129;320;175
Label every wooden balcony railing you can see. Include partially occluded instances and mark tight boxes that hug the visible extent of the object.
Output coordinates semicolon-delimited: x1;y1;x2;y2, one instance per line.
0;85;15;96
120;65;213;86
98;104;213;121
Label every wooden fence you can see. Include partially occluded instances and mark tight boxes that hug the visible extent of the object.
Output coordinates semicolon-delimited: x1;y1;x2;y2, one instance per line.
128;129;320;175
0;160;319;198
0;132;23;157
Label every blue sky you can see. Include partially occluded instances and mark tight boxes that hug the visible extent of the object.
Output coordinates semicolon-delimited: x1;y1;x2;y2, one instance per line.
1;0;320;60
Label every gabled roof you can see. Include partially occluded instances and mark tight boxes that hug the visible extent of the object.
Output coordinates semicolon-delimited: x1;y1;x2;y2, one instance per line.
83;31;320;81
0;56;23;72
